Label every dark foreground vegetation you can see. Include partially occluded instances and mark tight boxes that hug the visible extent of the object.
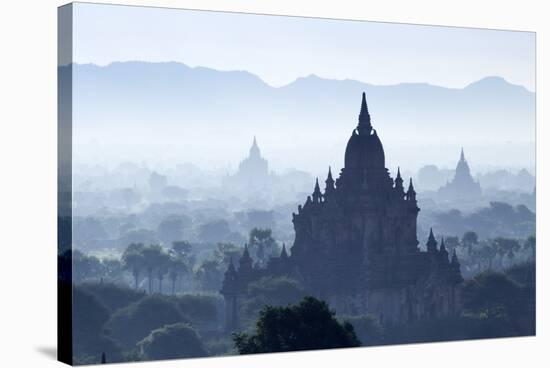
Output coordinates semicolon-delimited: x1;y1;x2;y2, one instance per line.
67;259;535;364
60;222;535;364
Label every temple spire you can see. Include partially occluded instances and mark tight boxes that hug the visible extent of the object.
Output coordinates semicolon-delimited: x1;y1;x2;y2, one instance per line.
312;178;322;203
406;178;416;201
239;243;254;273
450;249;463;283
249;136;260;158
325;166;335;194
427;228;437;253
357;92;372;135
395;166;404;193
280;243;289;259
460;147;465;162
220;257;238;299
440;237;448;259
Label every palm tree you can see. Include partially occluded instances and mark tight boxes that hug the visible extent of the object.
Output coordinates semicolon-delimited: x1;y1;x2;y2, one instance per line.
141;244;165;294
168;257;188;295
156;251;171;294
121;243;146;289
170;241;193;293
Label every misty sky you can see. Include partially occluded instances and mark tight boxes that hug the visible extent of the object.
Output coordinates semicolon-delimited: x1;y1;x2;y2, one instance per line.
73;3;535;91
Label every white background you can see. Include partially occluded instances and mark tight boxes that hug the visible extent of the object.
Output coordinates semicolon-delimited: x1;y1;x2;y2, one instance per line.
0;0;547;367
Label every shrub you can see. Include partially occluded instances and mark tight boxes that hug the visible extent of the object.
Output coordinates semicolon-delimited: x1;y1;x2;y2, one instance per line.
138;323;207;360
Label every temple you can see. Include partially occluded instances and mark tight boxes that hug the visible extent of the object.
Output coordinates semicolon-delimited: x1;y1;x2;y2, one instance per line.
221;93;463;331
223;136;270;193
438;148;482;200
237;136;269;180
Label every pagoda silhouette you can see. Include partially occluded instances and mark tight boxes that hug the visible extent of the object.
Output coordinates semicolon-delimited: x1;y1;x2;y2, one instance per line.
221;93;463;331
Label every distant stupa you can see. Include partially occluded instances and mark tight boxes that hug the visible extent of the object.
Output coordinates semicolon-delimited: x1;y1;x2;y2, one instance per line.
438;148;482;200
224;136;270;191
237;136;268;179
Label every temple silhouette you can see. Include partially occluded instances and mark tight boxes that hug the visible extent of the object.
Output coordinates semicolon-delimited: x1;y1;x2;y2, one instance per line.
221;93;463;331
237;136;268;180
438;148;482;200
223;136;271;193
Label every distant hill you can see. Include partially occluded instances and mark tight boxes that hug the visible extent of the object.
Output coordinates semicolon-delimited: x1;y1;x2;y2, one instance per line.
64;62;535;171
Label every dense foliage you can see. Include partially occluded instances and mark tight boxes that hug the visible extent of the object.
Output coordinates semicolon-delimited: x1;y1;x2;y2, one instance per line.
105;294;187;349
72;287;124;364
63;223;535;363
234;296;360;354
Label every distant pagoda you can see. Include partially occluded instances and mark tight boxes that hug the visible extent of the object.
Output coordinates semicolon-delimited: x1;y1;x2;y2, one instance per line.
438;148;482;200
225;136;270;191
238;136;268;179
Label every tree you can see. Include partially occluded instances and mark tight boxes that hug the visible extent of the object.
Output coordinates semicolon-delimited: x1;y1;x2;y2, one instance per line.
156;251;171;294
461;231;478;256
248;228;278;267
73;287;110;343
462;272;521;319
492;238;521;269
241;276;306;323
195;259;224;292
168;256;187;295
476;243;497;271
487;202;516;223
170;241;195;293
105;295;186;349
443;236;460;255
234;296;360;354
72;250;103;283
122;243;146;289
194;243;242;292
73;287;123;363
141;244;170;293
138;323;207;361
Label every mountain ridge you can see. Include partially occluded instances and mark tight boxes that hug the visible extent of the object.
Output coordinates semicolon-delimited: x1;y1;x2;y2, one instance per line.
70;61;533;94
67;60;535;170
